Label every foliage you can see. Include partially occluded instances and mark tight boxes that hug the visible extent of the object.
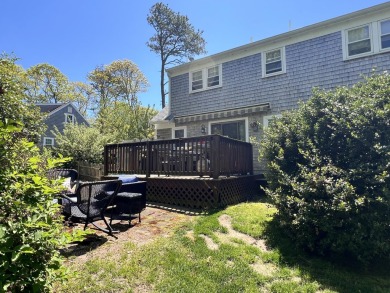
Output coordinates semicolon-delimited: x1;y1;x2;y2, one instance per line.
87;59;149;113
260;72;390;263
52;123;114;166
96;102;158;142
0;54;46;142
0;122;81;291
147;2;207;108
0;56;87;291
70;81;95;118
25;63;73;103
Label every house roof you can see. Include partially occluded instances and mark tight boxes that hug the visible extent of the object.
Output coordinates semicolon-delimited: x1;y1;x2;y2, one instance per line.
167;2;390;77
35;102;90;126
36;103;64;113
150;106;174;124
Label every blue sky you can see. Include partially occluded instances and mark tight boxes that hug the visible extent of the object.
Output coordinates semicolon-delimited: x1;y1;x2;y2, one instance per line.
1;0;388;110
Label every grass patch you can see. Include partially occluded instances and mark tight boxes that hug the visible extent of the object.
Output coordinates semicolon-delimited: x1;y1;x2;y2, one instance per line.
56;202;390;292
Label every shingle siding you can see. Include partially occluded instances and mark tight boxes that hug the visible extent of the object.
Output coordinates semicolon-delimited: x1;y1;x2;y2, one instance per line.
170;31;390;117
40;104;88;146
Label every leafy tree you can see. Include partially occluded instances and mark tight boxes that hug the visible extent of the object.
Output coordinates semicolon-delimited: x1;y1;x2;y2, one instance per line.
96;102;157;142
147;2;207;108
25;63;73;103
260;72;390;263
106;59;149;106
87;64;115;112
70;81;95;117
0;54;45;142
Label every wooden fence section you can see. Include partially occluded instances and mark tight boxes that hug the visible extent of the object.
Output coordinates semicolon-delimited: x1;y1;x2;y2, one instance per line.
104;135;253;179
77;161;104;181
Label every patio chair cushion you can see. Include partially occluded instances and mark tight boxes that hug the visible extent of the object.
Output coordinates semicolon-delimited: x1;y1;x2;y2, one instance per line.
118;176;138;183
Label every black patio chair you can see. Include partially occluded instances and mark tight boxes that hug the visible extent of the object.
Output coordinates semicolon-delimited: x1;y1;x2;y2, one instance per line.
61;180;122;236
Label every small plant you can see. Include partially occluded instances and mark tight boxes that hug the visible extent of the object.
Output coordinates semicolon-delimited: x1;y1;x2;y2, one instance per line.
261;72;390;263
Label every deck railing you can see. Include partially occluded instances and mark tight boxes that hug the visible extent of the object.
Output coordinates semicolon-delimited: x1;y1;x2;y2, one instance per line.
104;135;253;179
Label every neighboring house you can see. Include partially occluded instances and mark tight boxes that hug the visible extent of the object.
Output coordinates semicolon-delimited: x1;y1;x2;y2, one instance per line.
151;2;390;174
36;102;89;147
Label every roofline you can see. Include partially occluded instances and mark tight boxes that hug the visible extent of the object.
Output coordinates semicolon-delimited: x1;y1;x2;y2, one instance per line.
167;2;390;76
37;102;90;125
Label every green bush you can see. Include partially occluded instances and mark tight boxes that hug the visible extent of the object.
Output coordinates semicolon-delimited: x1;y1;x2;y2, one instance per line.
260;72;390;263
0;121;73;292
0;54;85;292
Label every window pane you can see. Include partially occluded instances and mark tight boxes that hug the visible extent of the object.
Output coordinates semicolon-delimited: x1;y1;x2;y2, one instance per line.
348;39;371;55
192;70;203;91
211;124;222;135
266;61;282;74
192;70;202;81
348;26;369;42
192;80;203;91
381;34;390;49
207;76;219;87
174;129;185;138
381;20;390;35
211;120;245;141
208;66;219;77
266;50;281;63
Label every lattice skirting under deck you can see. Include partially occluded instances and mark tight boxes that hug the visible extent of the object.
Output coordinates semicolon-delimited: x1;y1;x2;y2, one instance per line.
145;175;263;209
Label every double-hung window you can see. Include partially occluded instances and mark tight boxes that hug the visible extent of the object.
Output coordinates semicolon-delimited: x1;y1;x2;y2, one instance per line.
190;64;222;93
191;70;203;91
344;19;390;59
346;25;372;57
380;19;390;50
262;47;286;77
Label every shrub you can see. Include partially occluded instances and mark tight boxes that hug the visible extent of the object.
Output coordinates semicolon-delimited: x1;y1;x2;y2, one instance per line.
0;120;73;292
52;123;114;167
260;72;390;263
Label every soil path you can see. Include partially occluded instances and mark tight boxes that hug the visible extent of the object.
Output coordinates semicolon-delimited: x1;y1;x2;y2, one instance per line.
63;206;196;265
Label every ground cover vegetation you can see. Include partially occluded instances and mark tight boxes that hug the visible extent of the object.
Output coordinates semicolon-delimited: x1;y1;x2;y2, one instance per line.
261;72;390;264
0;55;85;292
56;202;390;292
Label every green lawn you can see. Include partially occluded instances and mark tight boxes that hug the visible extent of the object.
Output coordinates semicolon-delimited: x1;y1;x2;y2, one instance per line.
56;202;390;292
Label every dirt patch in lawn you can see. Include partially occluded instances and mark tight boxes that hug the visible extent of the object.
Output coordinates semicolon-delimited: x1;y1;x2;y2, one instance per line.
62;205;197;266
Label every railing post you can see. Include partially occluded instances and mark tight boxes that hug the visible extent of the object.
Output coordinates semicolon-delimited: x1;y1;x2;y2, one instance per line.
249;144;254;175
103;145;108;176
212;135;220;179
146;141;151;178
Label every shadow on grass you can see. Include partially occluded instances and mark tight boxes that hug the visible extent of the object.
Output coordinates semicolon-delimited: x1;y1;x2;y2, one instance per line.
60;233;108;258
264;217;390;293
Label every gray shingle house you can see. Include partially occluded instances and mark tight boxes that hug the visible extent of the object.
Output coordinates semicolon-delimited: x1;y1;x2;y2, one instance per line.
151;2;390;174
36;102;89;147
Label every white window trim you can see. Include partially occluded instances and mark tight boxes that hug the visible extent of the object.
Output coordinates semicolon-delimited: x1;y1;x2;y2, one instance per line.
379;18;390;53
43;137;55;147
263;114;282;129
172;126;187;138
64;113;75;123
189;64;222;93
208;117;249;142
342;19;390;60
342;23;374;60
262;47;286;78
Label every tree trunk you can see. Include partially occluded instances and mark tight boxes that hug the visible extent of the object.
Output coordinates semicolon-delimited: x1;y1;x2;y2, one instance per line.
160;62;166;108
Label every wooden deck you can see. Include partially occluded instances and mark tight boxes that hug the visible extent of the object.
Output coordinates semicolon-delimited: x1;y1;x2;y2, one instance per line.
104;135;265;209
